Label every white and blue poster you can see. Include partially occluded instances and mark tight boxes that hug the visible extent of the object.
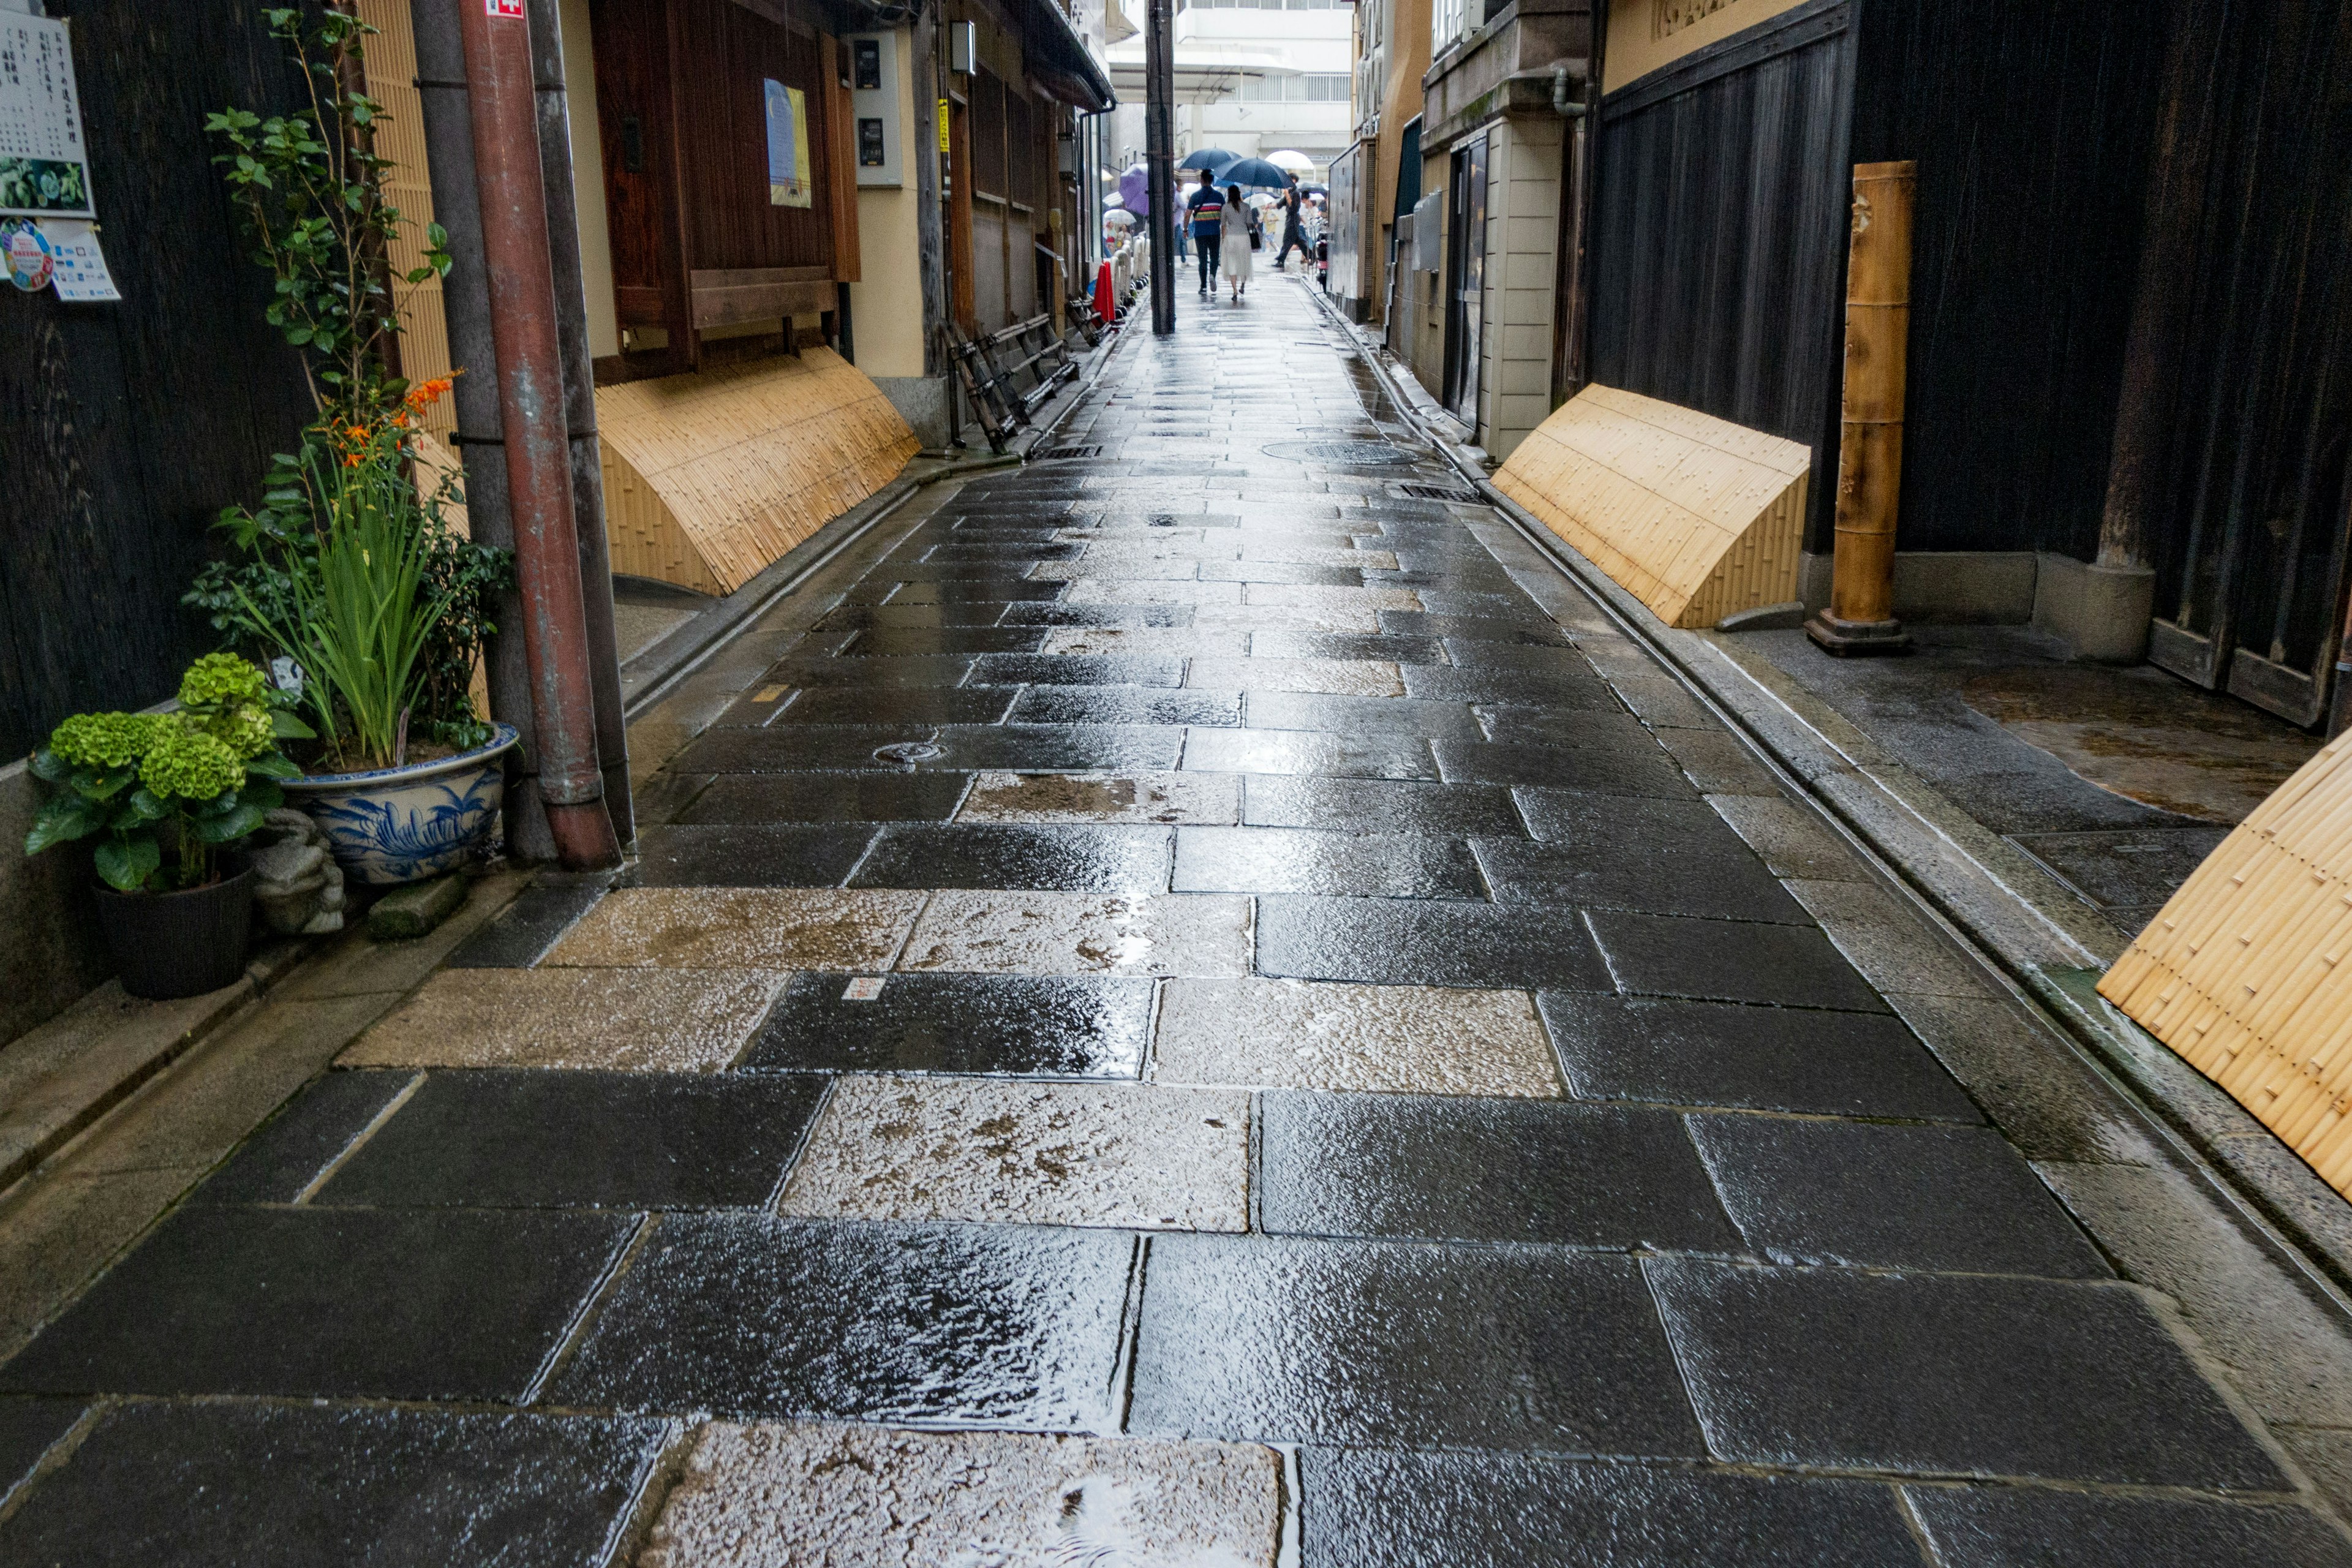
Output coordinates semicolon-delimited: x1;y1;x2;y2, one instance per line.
764;78;812;208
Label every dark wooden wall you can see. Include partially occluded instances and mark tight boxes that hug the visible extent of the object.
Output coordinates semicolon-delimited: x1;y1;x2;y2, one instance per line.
1848;0;2162;558
1588;0;1856;551
675;0;834;271
1;0;316;760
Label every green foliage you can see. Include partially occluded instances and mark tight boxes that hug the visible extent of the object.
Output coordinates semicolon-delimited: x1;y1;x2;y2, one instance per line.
24;656;300;893
205;6;450;428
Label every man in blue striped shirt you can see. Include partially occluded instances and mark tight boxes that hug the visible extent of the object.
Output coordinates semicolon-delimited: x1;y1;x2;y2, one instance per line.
1186;170;1225;295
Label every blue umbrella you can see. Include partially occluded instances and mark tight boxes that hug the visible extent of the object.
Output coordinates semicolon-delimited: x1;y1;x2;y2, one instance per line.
1178;147;1241;175
1215;157;1293;190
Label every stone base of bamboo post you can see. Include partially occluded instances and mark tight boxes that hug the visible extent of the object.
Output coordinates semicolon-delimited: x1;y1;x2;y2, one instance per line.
1807;160;1916;658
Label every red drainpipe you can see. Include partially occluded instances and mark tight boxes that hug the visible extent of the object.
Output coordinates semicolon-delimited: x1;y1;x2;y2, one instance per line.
456;0;620;869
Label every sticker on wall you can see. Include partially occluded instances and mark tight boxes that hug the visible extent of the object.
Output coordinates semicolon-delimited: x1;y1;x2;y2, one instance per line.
43;218;115;300
938;98;951;154
765;78;812;208
2;219;53;292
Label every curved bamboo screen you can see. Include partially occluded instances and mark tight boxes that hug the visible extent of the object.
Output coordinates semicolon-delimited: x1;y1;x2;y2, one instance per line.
594;350;918;595
1493;384;1812;630
2101;732;2352;1195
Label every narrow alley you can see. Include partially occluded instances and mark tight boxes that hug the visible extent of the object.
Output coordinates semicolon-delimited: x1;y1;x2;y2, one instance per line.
4;276;2351;1566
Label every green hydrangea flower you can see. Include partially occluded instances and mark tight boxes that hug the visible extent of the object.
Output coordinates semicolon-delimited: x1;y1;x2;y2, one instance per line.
138;726;246;804
178;653;275;760
48;712;167;772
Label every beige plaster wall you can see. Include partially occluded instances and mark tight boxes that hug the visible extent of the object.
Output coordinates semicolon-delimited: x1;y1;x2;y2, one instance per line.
1476;116;1561;462
561;0;621;360
1604;0;1811;92
851;26;930;380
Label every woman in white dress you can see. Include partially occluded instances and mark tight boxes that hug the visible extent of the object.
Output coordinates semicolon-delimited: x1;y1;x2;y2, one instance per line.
1219;183;1253;302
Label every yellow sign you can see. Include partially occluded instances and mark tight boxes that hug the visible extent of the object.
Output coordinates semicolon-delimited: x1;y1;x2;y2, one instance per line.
766;80;812;208
938;99;951;154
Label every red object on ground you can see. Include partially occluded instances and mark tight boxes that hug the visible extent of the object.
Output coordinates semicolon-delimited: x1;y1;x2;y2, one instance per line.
1096;262;1117;325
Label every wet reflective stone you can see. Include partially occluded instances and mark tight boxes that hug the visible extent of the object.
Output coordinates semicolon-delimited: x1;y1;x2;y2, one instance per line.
1474;704;1669;753
1652;728;1784;795
1887;994;2166;1164
744;972;1153;1077
859;578;1069;603
0;1403;668;1568
1402;668;1621;708
1441;641;1601;677
0;1207;633;1400
899;891;1253;978
1173;826;1487;899
1254;896;1611;990
921;724;1188;772
1302;1448;1921;1568
850;824;1172;893
1243;692;1486;740
813;601;1021;630
764;655;976;687
315;1070;827;1210
968;654;1188;687
1128;1235;1703;1453
1474;839;1805;923
1902;1485;2352;1568
548;888;924;970
959;770;1240;825
673;725;946;774
0;1397;82;1504
763;687;1019;726
778;1077;1248;1231
1261;1093;1741;1251
1686;1116;2109;1276
627;824;878;888
1242;776;1525;837
1785;879;2001;1000
1380;611;1570;644
1154;979;1560;1096
678;771;975;824
1008;687;1243;726
1181;728;1438;781
642;1423;1281;1568
1249;631;1450;663
1537;995;1981;1120
187;1068;414;1205
445;880;611;968
343;968;785;1072
998;601;1196;627
1433;740;1697;797
1646;1260;2285;1487
1188;658;1405;696
1511;786;1749;851
549;1216;1133;1427
1039;627;1250;658
1199;560;1367;586
1588;911;1889;1012
1193;601;1384;634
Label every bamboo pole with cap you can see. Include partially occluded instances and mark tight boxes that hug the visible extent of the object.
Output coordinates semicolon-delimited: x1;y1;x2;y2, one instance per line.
1807;160;1916;657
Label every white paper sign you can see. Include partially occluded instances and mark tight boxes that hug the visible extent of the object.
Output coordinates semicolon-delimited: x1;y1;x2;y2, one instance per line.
0;16;94;220
44;216;114;300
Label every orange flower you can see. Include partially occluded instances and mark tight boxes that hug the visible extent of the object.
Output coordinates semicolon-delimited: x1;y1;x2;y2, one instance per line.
404;374;458;412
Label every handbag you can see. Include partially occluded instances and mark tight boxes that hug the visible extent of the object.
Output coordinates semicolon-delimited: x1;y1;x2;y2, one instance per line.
1250;228;1262;252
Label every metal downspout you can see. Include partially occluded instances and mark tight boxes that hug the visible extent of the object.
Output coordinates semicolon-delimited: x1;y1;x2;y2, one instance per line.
457;0;623;870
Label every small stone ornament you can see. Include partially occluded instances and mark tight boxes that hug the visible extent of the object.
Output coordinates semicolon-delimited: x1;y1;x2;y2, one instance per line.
247;808;348;935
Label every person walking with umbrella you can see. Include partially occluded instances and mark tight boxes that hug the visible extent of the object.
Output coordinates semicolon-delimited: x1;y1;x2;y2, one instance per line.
1219;181;1254;301
1186;169;1225;296
1274;174;1310;271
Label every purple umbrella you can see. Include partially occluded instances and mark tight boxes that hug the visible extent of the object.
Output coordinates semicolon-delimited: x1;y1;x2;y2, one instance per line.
1118;164;1150;217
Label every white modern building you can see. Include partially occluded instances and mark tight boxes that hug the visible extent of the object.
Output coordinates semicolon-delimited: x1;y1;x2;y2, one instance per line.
1106;0;1353;182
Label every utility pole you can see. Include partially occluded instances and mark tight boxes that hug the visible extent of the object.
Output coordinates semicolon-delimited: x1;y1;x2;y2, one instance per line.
1144;0;1177;334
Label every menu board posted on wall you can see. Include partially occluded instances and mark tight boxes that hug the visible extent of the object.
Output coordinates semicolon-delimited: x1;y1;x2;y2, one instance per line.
0;15;95;221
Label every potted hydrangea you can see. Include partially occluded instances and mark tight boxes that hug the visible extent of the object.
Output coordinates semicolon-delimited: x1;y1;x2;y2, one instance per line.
24;655;309;999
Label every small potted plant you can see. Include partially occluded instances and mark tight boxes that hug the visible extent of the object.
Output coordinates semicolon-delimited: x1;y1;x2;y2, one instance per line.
24;655;309;1000
186;6;516;886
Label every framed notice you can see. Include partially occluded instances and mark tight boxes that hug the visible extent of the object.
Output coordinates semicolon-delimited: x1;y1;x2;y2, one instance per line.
764;78;811;208
0;15;96;219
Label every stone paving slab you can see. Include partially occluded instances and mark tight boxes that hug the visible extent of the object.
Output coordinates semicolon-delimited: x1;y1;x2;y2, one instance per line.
546;888;923;970
1153;978;1561;1095
745;971;1155;1077
898;890;1253;978
341;967;785;1071
778;1077;1248;1231
641;1422;1281;1568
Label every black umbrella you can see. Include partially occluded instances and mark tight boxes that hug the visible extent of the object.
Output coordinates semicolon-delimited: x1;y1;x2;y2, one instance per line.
1215;157;1292;190
1177;148;1242;174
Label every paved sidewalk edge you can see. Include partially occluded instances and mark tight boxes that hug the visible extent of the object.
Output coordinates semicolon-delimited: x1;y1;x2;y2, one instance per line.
620;326;1128;722
1309;284;2352;1298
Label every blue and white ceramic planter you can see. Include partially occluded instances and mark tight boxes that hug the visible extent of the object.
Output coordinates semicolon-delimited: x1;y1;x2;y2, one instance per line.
281;724;519;886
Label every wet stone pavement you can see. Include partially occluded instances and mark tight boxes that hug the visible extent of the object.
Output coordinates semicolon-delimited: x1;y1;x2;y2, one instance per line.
6;279;2352;1564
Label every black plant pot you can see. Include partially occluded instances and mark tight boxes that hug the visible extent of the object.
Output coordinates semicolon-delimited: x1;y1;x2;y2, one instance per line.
94;865;257;1001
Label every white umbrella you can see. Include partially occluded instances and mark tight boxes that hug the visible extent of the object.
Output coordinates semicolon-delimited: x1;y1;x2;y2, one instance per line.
1102;208;1136;228
1265;149;1316;172
1103;192;1125;208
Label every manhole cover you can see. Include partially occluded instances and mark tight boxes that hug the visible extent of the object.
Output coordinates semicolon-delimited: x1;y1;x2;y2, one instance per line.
1261;440;1418;465
871;742;942;766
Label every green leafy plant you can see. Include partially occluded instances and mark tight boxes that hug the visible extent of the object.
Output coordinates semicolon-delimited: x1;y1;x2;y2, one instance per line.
205;6;448;428
26;656;312;893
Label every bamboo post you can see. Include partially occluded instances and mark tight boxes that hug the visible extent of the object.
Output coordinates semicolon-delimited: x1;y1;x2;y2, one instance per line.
1807;160;1915;656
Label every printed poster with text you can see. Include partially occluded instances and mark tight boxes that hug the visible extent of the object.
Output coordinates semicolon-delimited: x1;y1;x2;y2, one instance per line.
1;15;96;219
766;79;812;208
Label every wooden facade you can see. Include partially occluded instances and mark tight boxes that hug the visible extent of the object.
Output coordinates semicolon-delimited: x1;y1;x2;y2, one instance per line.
0;0;317;760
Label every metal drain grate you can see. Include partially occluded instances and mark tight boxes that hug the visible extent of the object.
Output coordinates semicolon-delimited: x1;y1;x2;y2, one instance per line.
1028;444;1102;461
1395;482;1479;502
1262;439;1417;465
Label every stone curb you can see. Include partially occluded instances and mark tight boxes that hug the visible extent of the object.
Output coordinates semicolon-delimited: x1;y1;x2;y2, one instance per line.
1306;283;2352;1298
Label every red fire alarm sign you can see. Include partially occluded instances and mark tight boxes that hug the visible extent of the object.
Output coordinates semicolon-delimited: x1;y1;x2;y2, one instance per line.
488;0;524;15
